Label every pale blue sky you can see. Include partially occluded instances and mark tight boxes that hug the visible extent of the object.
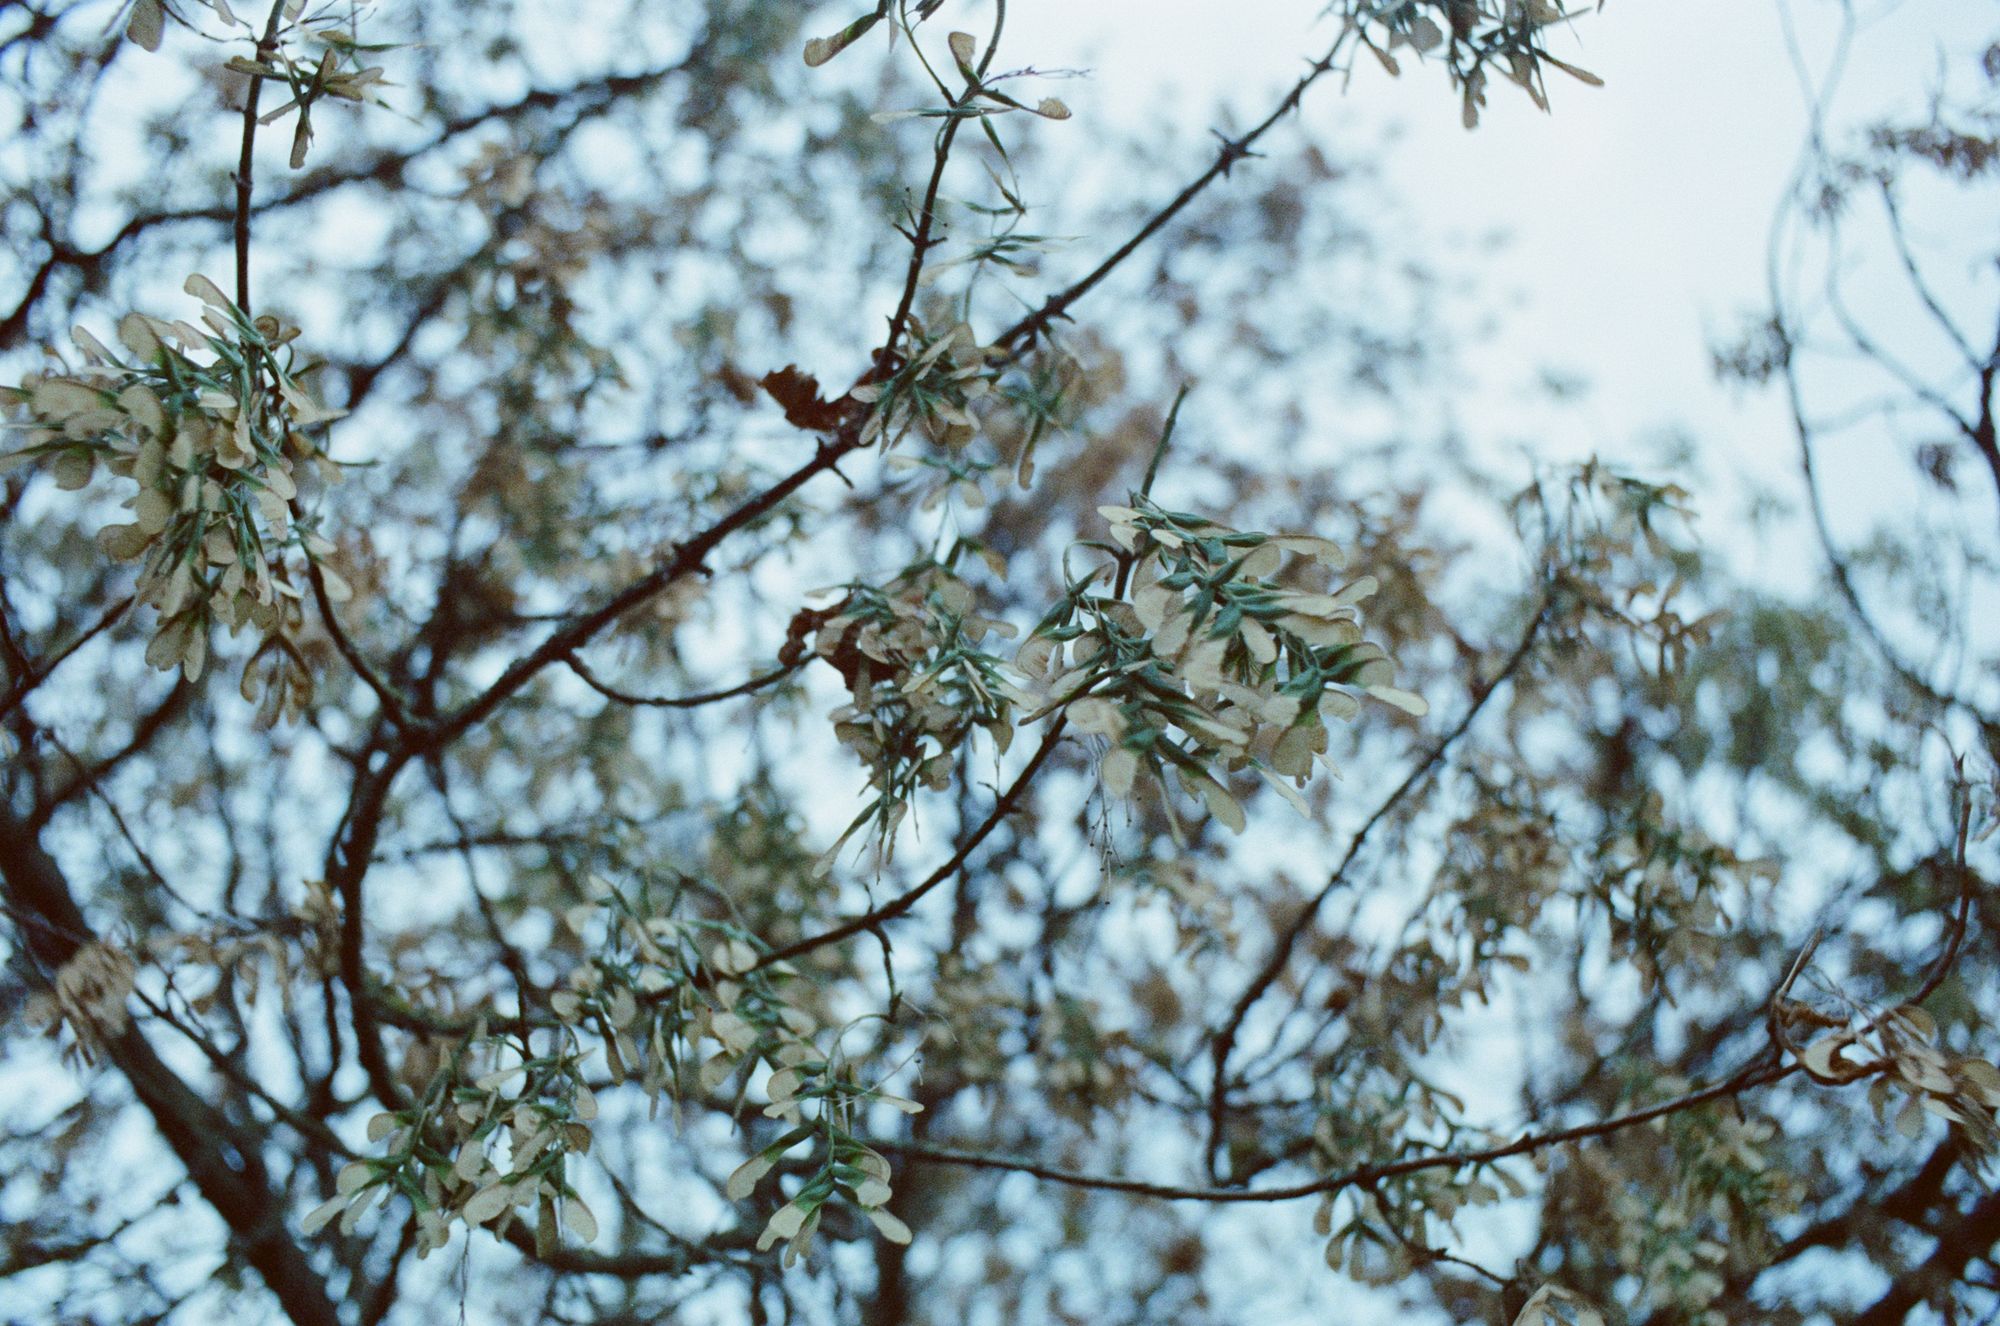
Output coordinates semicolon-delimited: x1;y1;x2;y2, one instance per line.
1008;0;1994;585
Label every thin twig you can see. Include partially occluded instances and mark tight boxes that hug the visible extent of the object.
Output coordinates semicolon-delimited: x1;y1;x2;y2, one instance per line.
1204;592;1550;1177
3;44;719;351
758;717;1068;968
882;1053;1792;1204
1907;762;1980;1008
234;1;291;310
561;651;801;709
873;3;1001;378
308;562;416;729
0;595;133;719
994;33;1354;355
1111;385;1188;600
134;989;355;1156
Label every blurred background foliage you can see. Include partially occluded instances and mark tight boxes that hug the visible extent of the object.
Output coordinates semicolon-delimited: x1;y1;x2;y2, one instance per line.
1;2;1998;1324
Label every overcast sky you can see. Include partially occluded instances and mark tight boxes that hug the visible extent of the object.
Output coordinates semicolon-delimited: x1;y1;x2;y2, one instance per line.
999;0;1993;588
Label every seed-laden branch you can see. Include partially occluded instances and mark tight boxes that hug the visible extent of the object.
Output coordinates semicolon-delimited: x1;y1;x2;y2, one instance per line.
1204;591;1552;1177
883;1054;1792;1204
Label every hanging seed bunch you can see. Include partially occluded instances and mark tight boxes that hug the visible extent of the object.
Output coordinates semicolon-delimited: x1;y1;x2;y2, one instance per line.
811;560;1020;867
1021;497;1427;831
2;275;349;720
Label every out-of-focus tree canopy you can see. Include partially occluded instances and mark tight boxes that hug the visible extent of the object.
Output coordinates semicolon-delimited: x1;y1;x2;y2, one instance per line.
2;2;1998;1324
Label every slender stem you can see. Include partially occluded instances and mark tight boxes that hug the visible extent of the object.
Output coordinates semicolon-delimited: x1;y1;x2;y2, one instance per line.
561;651;801;709
883;1054;1792;1204
1112;385;1188;599
759;718;1067;968
876;76;976;376
234;2;290;311
307;564;415;728
0;595;133;719
1204;593;1550;1177
995;33;1353;355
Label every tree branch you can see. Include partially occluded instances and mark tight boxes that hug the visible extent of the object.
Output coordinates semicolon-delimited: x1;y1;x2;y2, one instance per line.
561;650;801;709
0;595;132;720
883;1053;1792;1204
0;806;342;1326
233;1;291;311
1203;591;1550;1177
759;717;1068;969
994;32;1353;355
